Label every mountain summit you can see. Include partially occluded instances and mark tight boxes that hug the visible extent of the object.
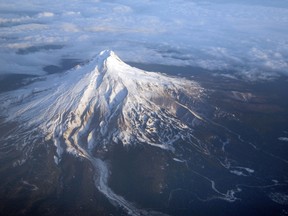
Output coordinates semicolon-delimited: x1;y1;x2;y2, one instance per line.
1;50;205;159
1;50;287;216
0;50;207;215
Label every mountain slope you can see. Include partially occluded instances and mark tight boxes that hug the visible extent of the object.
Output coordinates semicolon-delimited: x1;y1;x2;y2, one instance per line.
1;50;287;216
1;50;205;158
0;50;207;215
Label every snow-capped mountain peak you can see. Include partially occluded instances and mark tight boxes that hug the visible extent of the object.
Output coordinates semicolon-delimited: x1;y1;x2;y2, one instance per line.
1;50;206;158
0;50;207;215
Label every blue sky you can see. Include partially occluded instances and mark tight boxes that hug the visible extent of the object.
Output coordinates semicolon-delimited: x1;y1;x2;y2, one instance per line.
0;0;288;79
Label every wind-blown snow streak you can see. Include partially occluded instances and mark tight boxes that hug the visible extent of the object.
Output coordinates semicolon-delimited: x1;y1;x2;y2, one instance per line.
0;50;206;215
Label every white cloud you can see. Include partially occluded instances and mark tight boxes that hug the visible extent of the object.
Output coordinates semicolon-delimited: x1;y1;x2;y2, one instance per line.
61;23;80;32
63;11;81;16
0;0;288;79
6;43;31;49
0;16;32;24
37;12;54;18
1;23;47;33
112;5;132;13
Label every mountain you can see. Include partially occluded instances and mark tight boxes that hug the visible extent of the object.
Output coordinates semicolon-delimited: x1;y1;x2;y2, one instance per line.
0;50;207;215
0;50;288;216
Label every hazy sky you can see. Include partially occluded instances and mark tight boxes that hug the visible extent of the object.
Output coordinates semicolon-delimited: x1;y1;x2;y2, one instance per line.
0;0;288;79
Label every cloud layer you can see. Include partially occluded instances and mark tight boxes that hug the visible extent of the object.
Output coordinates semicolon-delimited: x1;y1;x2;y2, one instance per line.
0;0;288;79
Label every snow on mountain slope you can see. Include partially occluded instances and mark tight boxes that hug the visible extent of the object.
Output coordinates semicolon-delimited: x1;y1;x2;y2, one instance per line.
1;50;288;216
0;50;206;158
0;50;206;215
